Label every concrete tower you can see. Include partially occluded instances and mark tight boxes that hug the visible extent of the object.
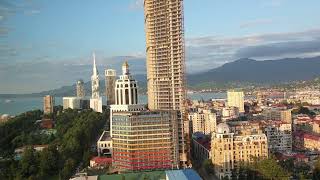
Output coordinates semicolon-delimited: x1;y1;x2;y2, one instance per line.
144;0;186;111
105;69;116;105
144;0;188;167
76;79;85;98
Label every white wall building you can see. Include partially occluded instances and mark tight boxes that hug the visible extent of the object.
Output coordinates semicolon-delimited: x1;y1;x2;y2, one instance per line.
227;90;245;113
63;97;81;109
97;131;112;157
263;122;292;153
188;109;217;135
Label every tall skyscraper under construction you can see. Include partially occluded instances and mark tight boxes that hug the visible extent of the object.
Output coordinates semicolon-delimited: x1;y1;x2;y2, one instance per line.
143;0;188;167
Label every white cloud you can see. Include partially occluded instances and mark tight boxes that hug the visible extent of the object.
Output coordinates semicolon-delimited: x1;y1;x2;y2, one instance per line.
129;0;143;10
240;19;273;29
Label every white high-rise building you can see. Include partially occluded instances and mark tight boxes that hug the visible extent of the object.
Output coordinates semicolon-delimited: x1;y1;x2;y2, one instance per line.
90;52;103;113
227;90;245;113
110;62;145;136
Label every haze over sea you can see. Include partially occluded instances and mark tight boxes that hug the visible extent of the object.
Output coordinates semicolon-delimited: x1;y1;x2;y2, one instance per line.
0;92;226;115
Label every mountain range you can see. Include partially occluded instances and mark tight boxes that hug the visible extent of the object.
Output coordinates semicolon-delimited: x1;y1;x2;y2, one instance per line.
1;56;320;97
188;56;320;84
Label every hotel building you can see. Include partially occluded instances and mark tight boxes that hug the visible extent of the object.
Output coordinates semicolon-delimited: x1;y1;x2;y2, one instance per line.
211;123;268;179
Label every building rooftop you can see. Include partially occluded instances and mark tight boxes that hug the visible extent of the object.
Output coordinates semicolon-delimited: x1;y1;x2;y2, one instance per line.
98;131;111;142
98;169;201;180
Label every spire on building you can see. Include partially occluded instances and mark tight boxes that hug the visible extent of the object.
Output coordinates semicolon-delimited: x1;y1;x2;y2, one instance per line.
93;52;98;76
115;61;138;105
91;52;100;99
122;61;129;75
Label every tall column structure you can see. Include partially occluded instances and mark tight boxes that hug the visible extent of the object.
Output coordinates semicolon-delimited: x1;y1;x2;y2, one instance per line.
143;0;188;167
90;52;103;113
91;53;100;99
105;69;116;105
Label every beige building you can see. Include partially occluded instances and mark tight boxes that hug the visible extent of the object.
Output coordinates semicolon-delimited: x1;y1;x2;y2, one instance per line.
221;106;239;121
143;0;188;166
188;109;216;135
227;90;245;113
211;123;268;179
43;95;54;114
262;108;292;123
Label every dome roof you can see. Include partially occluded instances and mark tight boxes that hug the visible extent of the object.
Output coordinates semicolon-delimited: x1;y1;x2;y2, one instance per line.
216;123;230;134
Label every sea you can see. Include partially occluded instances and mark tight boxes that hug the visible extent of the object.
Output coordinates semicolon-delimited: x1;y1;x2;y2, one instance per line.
0;92;226;115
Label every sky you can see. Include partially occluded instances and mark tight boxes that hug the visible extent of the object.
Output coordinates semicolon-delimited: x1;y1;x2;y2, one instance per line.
1;0;320;93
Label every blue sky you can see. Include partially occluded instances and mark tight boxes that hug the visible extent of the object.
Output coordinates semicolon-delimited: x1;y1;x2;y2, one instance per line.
1;0;320;93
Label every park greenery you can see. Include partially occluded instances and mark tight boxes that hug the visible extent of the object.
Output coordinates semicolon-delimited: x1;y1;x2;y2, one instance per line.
0;108;107;180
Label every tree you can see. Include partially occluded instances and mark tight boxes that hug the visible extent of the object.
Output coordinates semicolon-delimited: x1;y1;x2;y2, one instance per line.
202;159;215;175
39;145;60;178
253;158;290;180
313;158;320;180
61;158;76;179
19;146;40;179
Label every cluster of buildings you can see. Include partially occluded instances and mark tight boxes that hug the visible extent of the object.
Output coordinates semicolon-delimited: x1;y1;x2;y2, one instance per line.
38;0;320;179
187;86;320;179
87;0;191;176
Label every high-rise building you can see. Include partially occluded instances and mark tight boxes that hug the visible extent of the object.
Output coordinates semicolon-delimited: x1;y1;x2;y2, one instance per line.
112;110;179;171
90;53;103;113
110;62;146;137
109;62;180;171
188;109;217;135
105;69;116;105
262;108;292;123
211;123;268;179
227;90;245;113
144;0;186;111
144;0;188;167
43;95;54;114
76;79;85;98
